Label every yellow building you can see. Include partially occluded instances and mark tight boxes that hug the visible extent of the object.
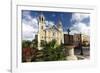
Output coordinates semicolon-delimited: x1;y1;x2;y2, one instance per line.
37;14;64;50
73;34;90;46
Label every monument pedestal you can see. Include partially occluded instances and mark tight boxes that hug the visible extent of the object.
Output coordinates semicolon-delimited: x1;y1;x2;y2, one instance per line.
64;45;77;60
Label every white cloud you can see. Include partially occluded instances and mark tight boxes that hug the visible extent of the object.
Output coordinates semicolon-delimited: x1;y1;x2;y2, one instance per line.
22;11;55;41
22;22;37;41
71;13;89;22
31;18;38;26
22;11;38;41
70;13;90;35
23;23;33;32
45;21;55;26
22;15;38;29
70;22;90;35
22;10;32;20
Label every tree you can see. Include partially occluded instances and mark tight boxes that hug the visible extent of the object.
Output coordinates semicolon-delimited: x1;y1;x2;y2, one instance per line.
31;38;38;49
22;40;39;62
22;40;31;48
41;39;66;61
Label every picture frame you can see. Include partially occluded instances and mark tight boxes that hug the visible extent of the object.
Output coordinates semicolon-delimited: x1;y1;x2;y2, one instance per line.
11;0;97;73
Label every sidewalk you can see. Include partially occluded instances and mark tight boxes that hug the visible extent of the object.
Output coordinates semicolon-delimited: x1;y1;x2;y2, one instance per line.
74;47;90;60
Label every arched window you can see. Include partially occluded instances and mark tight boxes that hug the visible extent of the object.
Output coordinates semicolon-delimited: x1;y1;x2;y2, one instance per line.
42;17;44;22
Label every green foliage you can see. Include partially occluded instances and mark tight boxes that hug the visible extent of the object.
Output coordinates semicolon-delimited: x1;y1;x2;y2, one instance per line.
22;39;39;62
22;37;38;49
22;39;66;62
22;40;31;48
41;39;66;61
31;38;38;49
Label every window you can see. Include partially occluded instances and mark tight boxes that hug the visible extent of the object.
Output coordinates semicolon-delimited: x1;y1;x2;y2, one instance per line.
41;26;43;29
42;17;44;22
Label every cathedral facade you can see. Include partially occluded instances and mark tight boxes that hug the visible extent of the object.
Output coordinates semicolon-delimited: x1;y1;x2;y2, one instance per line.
36;14;64;50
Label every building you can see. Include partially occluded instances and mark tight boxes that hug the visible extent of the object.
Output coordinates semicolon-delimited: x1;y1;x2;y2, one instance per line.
64;34;74;45
64;33;90;46
36;14;64;50
34;14;90;50
73;34;90;46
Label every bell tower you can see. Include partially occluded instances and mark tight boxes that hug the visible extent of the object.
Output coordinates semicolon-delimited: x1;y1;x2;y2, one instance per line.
37;13;46;50
38;13;46;31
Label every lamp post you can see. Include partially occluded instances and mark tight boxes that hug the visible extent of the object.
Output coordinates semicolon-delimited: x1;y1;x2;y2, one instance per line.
79;33;84;55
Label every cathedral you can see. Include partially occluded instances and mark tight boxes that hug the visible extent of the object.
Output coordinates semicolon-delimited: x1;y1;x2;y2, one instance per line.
36;13;64;50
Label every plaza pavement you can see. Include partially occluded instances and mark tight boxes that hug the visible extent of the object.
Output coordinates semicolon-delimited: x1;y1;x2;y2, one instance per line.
74;47;90;60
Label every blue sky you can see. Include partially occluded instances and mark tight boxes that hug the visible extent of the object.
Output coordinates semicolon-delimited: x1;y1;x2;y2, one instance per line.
22;10;90;41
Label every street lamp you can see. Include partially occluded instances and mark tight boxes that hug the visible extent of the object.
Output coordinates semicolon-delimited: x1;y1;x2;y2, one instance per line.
79;33;84;55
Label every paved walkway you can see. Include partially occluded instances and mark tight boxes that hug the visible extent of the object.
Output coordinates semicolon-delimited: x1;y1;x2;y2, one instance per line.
74;47;90;60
